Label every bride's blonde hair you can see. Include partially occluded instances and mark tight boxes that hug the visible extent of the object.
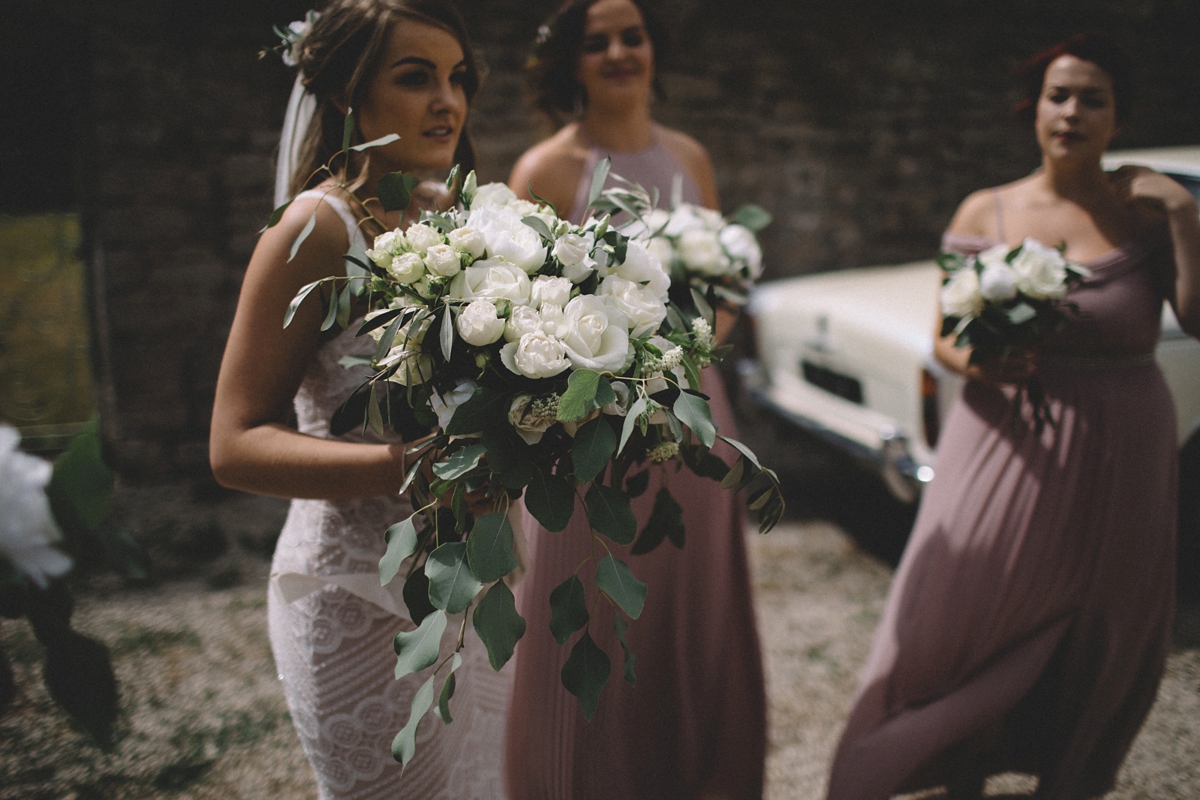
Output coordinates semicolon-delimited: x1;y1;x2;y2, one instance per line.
287;0;481;198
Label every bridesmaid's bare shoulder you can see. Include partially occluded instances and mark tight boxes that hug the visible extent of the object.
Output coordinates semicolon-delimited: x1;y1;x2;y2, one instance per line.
509;124;590;213
655;124;719;208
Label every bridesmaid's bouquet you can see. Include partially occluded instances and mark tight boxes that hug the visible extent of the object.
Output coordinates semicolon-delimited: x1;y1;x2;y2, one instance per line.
939;238;1091;430
282;155;783;767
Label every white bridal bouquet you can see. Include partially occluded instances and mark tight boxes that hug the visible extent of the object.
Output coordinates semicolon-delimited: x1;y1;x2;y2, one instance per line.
939;237;1091;429
281;152;783;767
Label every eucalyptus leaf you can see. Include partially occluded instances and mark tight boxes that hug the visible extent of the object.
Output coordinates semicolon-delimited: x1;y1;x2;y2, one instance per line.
690;286;715;326
432;443;487;480
719;456;746;491
47;420;113;532
472;581;526;671
425;542;484;615
595;555;647;619
367;381;385;436
522;214;556;242
632;487;685;555
341;109;355;154
716;435;764;470
439;306;455;361
558;369;601;421
380;514;420;586
465;512;518;584
393;609;446;679
403;568;437;626
561;632;610;721
613;616;638;686
434;652;463;723
584;484;637;545
447;386;509;436
336;279;352;329
378;171;421;213
320;285;341;332
586;157;612;209
525;467;576;533
571;417;617;485
392;673;435;768
350;132;400;152
673;391;716;448
358;307;402;336
618;396;648;456
731;203;773;232
287;210;318;263
262;200;291;232
375;311;408;362
624;469;650;499
284;279;325;328
549;575;589;645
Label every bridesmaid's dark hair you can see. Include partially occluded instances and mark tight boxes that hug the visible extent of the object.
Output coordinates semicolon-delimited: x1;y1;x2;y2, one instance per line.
1014;32;1132;125
526;0;667;125
288;0;481;198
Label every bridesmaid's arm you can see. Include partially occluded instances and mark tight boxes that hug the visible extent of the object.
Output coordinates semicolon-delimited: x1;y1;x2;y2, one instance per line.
509;135;584;219
209;197;410;500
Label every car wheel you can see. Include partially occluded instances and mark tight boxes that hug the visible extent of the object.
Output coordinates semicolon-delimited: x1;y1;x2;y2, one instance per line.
1179;432;1200;599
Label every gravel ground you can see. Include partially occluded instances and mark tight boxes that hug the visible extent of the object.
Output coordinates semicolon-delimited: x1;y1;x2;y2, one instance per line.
2;520;1197;799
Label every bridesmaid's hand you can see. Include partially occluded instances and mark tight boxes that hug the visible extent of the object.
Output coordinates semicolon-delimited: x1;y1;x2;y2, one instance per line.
934;333;1037;386
1111;164;1198;216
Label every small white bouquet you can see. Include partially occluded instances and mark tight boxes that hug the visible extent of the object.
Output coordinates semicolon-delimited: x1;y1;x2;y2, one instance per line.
282;155;783;765
939;237;1091;430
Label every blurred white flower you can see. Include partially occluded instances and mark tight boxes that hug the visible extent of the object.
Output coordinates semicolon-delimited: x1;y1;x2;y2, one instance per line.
598;276;667;338
940;267;984;318
0;425;71;588
977;245;1019;302
471;183;519;208
457;299;506;346
467;206;548;274
609;241;670;300
719;224;763;278
679;228;730;276
1011;238;1070;299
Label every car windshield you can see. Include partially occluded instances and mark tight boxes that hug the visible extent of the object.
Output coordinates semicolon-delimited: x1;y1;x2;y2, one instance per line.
1167;173;1200;206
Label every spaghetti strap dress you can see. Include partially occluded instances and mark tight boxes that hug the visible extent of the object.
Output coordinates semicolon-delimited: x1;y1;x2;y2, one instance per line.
504;141;768;799
267;189;512;800
826;228;1178;800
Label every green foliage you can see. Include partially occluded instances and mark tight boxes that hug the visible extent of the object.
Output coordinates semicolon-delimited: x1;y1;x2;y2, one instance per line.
586;157;611;209
584;484;636;545
378;172;421;213
624;469;650;499
571;417;617;485
618;396;648;456
287;210;317;263
393;610;446;679
261;200;291;232
673;391;716;448
548;575;589;646
380;515;420;586
594;555;646;620
561;632;610;721
521;214;556;242
392;673;436;768
557;370;616;422
434;653;463;724
350;133;400;152
632;487;685;555
47;419;111;532
465;513;518;584
446;386;508;436
472;581;526;671
432;443;487;481
425;543;483;615
524;467;575;533
613;616;637;686
731;203;773;232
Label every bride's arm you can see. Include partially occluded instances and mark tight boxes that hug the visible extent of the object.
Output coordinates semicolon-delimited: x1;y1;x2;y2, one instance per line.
1115;165;1200;337
209;197;410;500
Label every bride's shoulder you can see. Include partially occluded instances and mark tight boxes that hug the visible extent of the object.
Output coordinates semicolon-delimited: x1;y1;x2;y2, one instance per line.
255;184;353;279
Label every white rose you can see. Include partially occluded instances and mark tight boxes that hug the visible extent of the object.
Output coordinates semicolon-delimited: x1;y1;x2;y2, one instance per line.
447;227;487;259
552;232;597;281
425;243;462;277
598;276;668;338
558;295;633;373
431;380;478;431
940;267;984;318
679;228;731;276
367;229;404;267
645;236;676;272
601;381;631;416
719;224;763;278
0;425;72;589
665;204;722;237
531;275;573;310
404;223;444;255
456;299;507;346
500;330;571;379
504;304;543;342
449;258;533;306
977;245;1019;302
388;252;426;283
1011;238;1070;299
621;208;671;239
471;182;519;208
508;394;555;445
610;240;670;300
382;316;435;385
539;303;566;334
466;205;548;274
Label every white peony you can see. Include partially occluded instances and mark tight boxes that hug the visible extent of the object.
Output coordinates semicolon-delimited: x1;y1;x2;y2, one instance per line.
609;240;670;300
500;330;571;379
424;243;462;277
382;316;435;385
449;259;533;306
466;205;548;274
1011;238;1070;299
679;228;731;276
508;394;555;445
0;425;72;589
456;299;507;346
504;304;543;343
471;182;519;208
388;252;426;283
538;303;566;334
976;244;1019;302
531;275;573;310
367;229;404;268
940;267;984;318
598;276;667;338
430;380;478;431
719;224;763;278
558;295;633;373
447;227;486;259
404;223;444;255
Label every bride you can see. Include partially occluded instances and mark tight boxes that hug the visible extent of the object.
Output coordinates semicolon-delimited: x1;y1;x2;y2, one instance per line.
208;1;510;797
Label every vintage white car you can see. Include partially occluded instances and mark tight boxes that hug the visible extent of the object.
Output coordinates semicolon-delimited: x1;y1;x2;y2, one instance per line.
744;147;1200;569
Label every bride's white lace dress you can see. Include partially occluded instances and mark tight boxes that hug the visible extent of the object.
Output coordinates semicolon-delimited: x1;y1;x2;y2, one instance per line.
266;191;511;799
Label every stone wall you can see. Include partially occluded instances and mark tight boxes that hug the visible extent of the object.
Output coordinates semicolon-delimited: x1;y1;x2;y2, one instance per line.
11;0;1198;567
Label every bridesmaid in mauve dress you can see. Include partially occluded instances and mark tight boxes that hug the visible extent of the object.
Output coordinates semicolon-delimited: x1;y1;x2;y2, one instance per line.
503;1;767;798
827;34;1200;800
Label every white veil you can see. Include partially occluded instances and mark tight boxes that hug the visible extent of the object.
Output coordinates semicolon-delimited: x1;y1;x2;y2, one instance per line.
274;73;318;208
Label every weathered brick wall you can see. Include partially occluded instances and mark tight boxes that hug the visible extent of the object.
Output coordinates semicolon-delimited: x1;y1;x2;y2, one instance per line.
16;0;1197;564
